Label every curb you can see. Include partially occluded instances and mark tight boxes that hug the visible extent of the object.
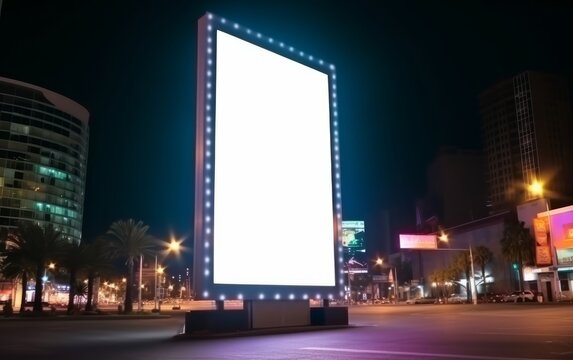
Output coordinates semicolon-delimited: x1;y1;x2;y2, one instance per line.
173;324;353;340
0;313;171;321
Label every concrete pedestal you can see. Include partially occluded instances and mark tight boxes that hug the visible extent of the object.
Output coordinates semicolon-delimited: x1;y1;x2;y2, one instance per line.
184;300;348;334
310;306;349;326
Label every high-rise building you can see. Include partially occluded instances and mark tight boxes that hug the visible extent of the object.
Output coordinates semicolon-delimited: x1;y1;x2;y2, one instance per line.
479;71;573;213
0;76;89;243
421;146;488;229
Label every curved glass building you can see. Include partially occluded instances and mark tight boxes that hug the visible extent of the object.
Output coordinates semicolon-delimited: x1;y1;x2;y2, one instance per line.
0;77;89;244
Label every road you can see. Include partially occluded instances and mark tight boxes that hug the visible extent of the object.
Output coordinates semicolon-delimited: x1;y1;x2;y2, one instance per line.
1;303;573;359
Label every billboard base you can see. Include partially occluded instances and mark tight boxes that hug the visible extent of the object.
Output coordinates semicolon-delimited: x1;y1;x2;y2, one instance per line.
184;300;348;335
310;305;349;326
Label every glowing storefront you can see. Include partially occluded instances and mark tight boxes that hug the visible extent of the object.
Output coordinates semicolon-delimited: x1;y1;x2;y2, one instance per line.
532;204;573;301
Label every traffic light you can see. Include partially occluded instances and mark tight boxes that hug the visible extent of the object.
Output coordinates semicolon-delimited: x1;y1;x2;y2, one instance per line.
512;263;519;270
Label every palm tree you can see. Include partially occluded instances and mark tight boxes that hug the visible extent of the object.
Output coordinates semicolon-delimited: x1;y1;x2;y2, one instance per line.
0;241;34;313
59;241;88;314
473;245;494;295
106;219;156;313
73;280;88;310
3;222;65;313
83;238;115;312
500;218;535;291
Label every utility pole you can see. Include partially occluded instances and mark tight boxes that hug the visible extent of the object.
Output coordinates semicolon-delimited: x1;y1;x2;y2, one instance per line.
138;254;143;312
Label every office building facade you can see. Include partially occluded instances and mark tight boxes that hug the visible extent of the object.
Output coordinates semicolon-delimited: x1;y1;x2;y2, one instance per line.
480;71;573;213
0;76;89;244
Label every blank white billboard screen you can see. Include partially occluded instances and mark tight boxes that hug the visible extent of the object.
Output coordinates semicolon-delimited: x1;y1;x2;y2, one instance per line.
213;30;335;286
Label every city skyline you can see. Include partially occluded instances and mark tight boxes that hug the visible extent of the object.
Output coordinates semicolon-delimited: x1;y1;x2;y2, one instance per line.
1;0;573;268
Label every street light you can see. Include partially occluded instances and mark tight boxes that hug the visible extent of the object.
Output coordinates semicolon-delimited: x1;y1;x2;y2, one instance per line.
138;254;143;312
43;262;56;303
371;258;384;303
139;236;183;313
155;265;165;310
153;237;183;312
346;262;352;305
529;181;559;301
375;257;399;303
439;234;478;305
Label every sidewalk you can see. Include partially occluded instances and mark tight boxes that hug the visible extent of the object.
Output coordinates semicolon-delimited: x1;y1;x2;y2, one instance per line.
1;310;171;321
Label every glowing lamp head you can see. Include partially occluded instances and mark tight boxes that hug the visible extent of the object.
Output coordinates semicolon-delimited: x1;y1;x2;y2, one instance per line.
530;181;544;197
168;238;181;254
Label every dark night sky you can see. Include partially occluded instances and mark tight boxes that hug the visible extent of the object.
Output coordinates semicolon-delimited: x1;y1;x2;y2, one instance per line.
1;0;573;269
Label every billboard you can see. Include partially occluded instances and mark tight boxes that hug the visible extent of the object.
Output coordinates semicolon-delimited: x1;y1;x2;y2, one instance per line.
342;220;367;274
537;205;573;266
399;234;437;250
193;13;343;301
533;217;552;266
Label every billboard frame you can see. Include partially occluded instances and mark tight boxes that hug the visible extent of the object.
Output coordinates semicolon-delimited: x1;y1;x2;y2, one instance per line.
193;13;344;301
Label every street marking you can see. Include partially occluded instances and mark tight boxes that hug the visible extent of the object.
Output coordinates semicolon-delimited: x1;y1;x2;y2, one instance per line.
552;351;573;355
475;332;573;337
301;347;560;360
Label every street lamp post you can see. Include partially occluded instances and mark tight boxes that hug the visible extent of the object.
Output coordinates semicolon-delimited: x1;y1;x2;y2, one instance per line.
346;263;352;305
469;245;477;305
374;258;384;303
138;254;143;312
152;237;182;312
393;266;399;302
179;286;185;309
439;234;478;305
153;265;164;311
530;181;559;302
154;255;158;311
373;257;399;303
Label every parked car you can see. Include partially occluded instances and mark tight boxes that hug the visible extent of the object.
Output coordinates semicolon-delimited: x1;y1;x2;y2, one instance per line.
445;293;466;304
24;301;54;310
502;291;521;302
406;296;437;304
502;290;536;302
479;292;505;303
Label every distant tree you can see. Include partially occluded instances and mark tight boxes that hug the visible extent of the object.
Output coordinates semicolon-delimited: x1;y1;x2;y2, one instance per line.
451;251;473;302
106;219;156;313
428;267;457;299
500;219;535;291
473;245;494;295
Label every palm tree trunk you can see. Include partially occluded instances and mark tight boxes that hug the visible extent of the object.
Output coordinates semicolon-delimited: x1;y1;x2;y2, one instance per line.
465;265;471;302
518;253;525;291
124;261;134;313
85;274;94;311
33;265;43;313
67;270;77;314
481;265;487;298
19;273;27;313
